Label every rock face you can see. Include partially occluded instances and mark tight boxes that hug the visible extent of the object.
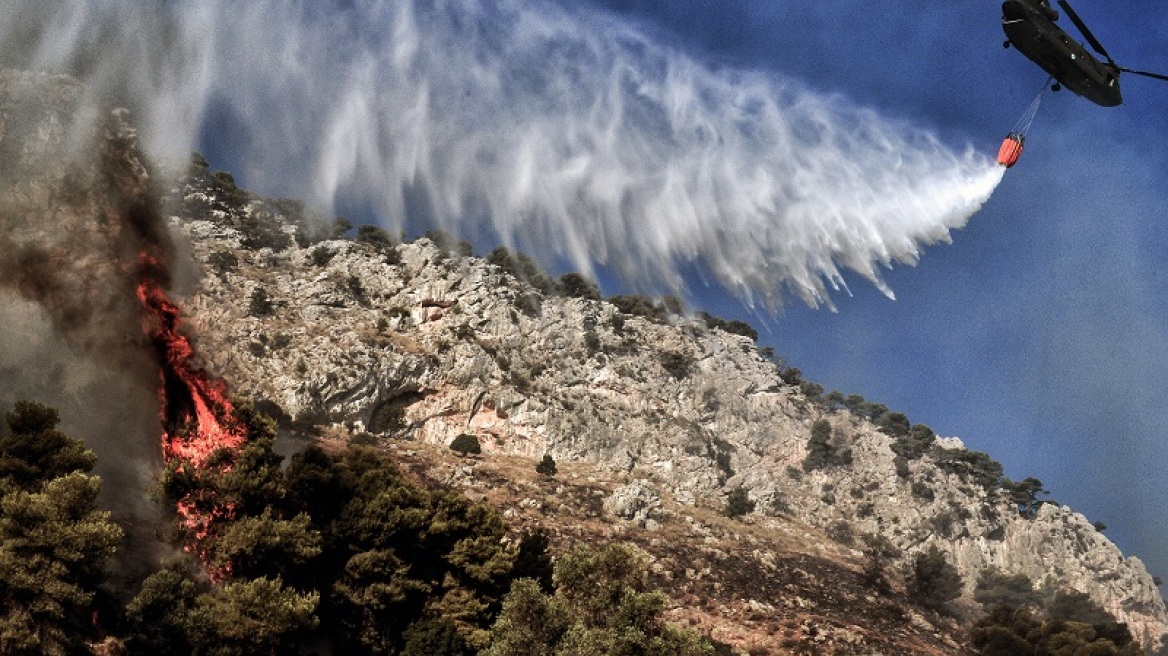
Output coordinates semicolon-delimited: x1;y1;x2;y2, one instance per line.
167;157;1168;651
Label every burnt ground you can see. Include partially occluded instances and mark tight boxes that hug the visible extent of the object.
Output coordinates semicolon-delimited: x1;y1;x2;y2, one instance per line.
362;437;977;656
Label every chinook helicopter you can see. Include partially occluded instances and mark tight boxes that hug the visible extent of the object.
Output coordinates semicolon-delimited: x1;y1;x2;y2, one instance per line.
1001;0;1168;107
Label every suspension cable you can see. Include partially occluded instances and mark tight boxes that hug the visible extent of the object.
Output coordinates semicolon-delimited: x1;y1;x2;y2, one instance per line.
1011;76;1053;138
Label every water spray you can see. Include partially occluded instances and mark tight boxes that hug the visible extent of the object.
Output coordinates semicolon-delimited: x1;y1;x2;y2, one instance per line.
2;0;1005;310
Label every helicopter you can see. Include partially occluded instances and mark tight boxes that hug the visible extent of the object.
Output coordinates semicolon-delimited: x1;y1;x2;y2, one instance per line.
1001;0;1168;107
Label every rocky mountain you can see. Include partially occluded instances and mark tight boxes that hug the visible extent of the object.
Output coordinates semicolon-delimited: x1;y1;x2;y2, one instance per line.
162;152;1168;652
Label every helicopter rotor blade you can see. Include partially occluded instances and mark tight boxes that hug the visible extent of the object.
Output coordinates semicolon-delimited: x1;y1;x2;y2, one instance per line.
1057;0;1114;64
1120;68;1168;83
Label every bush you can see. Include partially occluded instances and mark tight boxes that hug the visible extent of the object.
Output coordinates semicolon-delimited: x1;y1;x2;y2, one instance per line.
890;423;935;460
934;448;1004;490
906;546;963;611
583;330;600;354
860;534;900;593
248;286;275;317
799;380;825;400
310;246;335;267
1001;477;1048;518
974;569;1041;609
346;276;368;306
535;454;557;477
714;449;734;479
696;311;758;341
557;273;601;301
609;294;663;322
803;419;852;472
239;213;293;252
357;224;395;249
878;412;912;438
778;366;802;385
725;486;755;519
660;351;694;380
368;403;407;435
971;603;1138;656
450;434;482;457
826;520;855;547
911;480;935;502
331;217;354;238
484;543;713;656
401;618;472;656
208;250;239;273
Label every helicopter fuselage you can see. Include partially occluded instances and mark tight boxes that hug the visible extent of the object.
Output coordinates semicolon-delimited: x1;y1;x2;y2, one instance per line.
1002;0;1121;106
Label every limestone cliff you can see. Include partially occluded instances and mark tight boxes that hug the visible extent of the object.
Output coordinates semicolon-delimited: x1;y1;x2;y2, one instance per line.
164;157;1168;652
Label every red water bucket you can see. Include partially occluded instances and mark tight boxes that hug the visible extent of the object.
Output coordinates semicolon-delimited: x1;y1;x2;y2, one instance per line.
997;132;1024;168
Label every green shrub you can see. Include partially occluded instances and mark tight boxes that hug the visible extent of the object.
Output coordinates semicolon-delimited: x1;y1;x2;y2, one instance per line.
799;380;824;400
557;273;601;300
971;603;1138;655
357;224;396;249
714;449;734;479
660;351;694;380
724;486;755;519
696;312;758;341
368;403;407;435
1001;477;1048;518
860;534;899;593
424;230;473;257
450;434;482;457
346;275;368;305
401;618;472;656
890;423;935;460
248;286;275;317
934;448;1004;490
906;546;963;611
974;569;1041;609
484;544;712;656
535;454;557;477
208;250;239;273
878;412;911;438
583;330;600;354
911;481;935;502
608;294;665;322
803;419;852;472
826;520;855;546
310;246;335;267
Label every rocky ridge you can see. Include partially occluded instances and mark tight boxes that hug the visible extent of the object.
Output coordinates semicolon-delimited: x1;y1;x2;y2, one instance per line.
166;157;1168;652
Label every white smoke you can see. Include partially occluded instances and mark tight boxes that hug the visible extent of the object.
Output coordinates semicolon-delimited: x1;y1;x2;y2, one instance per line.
3;0;1003;309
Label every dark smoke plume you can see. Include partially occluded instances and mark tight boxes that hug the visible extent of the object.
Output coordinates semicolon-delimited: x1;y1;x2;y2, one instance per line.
0;69;177;576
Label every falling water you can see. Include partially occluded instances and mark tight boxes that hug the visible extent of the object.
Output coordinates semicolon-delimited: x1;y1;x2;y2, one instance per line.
1;0;1003;310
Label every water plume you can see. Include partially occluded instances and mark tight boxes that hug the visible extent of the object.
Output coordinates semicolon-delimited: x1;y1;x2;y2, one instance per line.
2;0;1002;309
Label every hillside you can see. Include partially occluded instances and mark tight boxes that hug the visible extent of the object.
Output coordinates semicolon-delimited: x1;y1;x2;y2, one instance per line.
162;152;1168;652
2;66;1165;654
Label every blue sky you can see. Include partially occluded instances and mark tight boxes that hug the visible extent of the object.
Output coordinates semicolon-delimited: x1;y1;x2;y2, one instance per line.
585;0;1168;580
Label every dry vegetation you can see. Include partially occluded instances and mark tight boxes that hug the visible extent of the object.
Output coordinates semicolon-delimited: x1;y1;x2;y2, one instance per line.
367;437;974;655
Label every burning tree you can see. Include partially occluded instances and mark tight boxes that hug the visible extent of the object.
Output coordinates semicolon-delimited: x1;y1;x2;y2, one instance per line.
136;252;250;568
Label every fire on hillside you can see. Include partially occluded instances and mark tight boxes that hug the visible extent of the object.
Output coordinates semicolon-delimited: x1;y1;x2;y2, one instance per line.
135;251;246;573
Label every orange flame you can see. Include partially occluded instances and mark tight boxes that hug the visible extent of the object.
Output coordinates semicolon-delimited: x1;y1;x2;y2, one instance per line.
136;252;244;571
